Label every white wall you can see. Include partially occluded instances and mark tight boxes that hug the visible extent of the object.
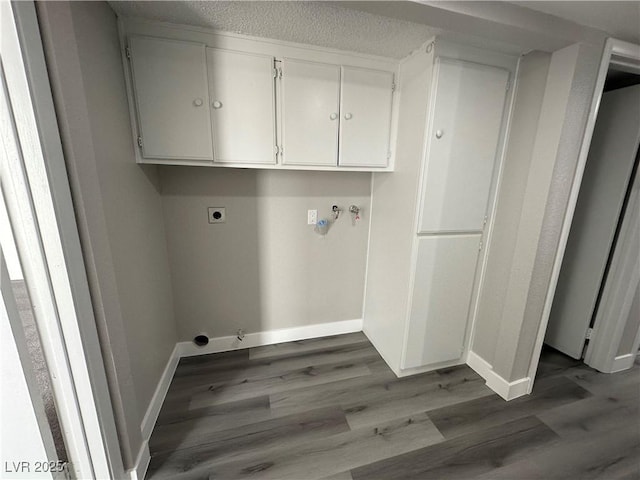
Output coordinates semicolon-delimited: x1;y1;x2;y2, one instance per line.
159;167;370;340
37;1;177;468
472;51;551;364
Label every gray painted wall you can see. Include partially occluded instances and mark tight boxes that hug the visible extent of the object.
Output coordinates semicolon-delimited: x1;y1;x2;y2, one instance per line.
159;167;371;340
37;1;177;467
472;40;604;383
508;41;603;381
472;51;551;364
70;3;177;417
491;44;584;382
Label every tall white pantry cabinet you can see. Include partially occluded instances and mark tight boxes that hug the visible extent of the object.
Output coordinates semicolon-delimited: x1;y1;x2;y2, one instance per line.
364;40;517;376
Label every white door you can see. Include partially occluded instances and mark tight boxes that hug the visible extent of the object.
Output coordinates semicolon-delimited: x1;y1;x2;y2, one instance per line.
418;59;509;233
403;235;481;369
129;36;213;161
207;49;276;164
281;59;340;166
339;66;394;168
585;167;640;372
546;85;640;358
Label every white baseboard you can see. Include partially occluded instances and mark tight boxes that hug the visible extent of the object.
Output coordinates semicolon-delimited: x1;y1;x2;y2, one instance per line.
127;441;150;480
141;343;180;441
466;350;531;401
177;319;363;357
610;353;636;373
132;343;180;480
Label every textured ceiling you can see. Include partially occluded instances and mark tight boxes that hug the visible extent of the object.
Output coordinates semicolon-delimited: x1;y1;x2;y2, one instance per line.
514;1;640;44
108;1;441;59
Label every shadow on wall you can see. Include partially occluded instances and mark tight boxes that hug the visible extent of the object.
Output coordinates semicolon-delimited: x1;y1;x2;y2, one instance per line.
157;167;372;342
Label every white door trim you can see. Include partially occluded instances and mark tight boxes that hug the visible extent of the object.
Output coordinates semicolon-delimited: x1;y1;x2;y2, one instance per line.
526;38;640;389
1;2;123;477
584;167;640;372
1;251;59;479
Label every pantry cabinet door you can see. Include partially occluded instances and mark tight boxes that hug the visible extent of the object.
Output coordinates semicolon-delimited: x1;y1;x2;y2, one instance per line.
418;58;509;233
207;49;276;164
129;36;213;161
403;234;481;369
339;66;394;168
281;59;340;166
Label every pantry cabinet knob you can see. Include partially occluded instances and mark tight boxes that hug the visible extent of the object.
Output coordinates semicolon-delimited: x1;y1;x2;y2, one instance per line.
193;98;203;107
344;113;353;120
212;100;223;109
330;113;338;120
435;129;444;139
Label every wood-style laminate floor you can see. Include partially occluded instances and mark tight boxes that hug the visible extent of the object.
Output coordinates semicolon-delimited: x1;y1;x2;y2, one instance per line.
146;333;640;480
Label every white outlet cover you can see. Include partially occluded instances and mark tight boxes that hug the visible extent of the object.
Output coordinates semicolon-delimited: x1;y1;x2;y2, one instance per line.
208;207;226;224
307;209;317;225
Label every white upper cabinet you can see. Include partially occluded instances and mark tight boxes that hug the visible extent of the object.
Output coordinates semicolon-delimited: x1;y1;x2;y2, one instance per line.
281;59;341;167
339;67;394;167
280;61;394;168
207;49;276;165
129;36;213;161
418;59;509;233
122;21;398;170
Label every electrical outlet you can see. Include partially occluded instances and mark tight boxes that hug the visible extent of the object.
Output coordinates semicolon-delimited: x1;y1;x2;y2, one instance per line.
307;209;317;225
208;207;226;224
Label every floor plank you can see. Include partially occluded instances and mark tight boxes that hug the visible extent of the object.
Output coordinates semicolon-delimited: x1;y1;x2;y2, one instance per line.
156;395;271;427
351;416;559;480
473;423;640;480
184;413;443;480
428;375;591;439
172;341;380;387
148;406;350;474
186;360;373;408
563;364;640;395
271;364;493;429
537;382;639;440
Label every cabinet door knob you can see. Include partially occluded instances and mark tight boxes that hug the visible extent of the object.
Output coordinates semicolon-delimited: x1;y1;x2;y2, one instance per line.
344;113;353;120
212;100;223;109
435;129;443;139
193;98;204;107
329;113;338;120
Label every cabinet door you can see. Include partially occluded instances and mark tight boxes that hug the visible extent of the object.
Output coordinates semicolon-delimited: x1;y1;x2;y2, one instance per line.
281;59;340;166
403;234;480;369
129;36;213;161
207;49;276;164
339;67;394;168
418;59;508;233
